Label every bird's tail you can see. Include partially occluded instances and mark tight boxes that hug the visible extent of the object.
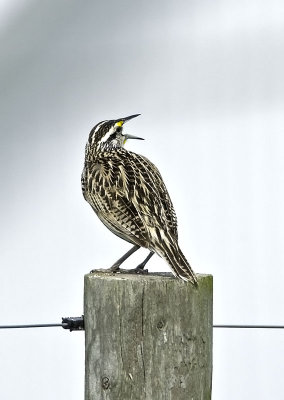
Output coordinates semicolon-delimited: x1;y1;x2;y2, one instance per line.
154;237;198;285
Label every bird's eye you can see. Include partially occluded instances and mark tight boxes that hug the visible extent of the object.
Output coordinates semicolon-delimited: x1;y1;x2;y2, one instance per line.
116;127;122;133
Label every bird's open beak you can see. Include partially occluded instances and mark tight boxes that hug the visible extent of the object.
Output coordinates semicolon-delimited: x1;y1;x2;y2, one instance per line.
117;115;144;141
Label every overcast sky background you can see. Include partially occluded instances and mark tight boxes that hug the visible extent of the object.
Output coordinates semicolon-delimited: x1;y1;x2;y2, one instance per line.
1;0;284;399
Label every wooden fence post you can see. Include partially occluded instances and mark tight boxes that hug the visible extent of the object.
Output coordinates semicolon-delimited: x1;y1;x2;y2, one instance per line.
84;272;213;400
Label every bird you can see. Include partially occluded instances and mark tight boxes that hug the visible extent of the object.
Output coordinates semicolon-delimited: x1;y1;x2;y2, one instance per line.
81;114;197;284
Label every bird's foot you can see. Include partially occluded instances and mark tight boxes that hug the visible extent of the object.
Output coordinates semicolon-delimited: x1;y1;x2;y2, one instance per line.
90;267;121;274
90;264;148;275
115;266;149;275
90;268;107;274
132;265;149;275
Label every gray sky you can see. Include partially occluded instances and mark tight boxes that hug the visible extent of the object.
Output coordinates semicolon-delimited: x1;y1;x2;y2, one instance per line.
1;0;284;398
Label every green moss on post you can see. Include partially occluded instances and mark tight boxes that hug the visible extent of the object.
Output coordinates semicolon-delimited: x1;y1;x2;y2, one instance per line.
84;272;213;400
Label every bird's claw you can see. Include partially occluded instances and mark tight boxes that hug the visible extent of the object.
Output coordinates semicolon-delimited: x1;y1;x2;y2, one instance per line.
113;266;149;275
133;267;148;275
90;267;148;275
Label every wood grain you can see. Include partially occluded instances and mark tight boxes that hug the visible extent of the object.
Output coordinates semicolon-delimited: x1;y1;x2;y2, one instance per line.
85;272;213;400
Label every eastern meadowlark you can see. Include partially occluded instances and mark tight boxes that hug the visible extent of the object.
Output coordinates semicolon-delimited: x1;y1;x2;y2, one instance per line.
81;114;197;284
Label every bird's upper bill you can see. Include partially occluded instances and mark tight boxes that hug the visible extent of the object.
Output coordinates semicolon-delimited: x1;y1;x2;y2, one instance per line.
115;114;141;127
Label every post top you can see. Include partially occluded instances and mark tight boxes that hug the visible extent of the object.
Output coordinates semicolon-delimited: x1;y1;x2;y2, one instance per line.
85;270;212;284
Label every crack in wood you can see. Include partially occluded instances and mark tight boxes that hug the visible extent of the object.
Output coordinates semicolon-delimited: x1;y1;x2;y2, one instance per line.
141;285;146;396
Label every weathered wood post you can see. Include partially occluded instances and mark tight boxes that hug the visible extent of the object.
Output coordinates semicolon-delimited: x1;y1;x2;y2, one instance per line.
84;272;213;400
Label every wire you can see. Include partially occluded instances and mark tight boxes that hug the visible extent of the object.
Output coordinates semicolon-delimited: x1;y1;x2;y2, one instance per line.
213;324;284;329
0;317;84;331
1;323;284;330
0;323;65;329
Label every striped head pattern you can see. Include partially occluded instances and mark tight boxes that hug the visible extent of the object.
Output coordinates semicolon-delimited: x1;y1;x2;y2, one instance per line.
87;114;143;153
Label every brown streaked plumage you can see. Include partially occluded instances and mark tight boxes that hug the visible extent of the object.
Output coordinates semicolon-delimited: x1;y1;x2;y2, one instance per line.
81;114;197;284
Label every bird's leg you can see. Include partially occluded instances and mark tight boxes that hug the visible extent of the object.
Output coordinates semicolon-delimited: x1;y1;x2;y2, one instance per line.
91;246;154;275
90;245;140;274
118;251;154;275
110;244;140;272
135;251;154;272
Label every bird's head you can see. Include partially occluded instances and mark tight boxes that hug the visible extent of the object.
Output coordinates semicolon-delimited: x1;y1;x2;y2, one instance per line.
88;114;143;152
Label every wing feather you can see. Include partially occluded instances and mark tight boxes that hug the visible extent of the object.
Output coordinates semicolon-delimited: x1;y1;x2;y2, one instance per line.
82;149;178;249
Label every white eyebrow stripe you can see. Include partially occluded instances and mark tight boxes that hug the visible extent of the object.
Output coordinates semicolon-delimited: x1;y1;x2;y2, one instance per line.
100;126;116;143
